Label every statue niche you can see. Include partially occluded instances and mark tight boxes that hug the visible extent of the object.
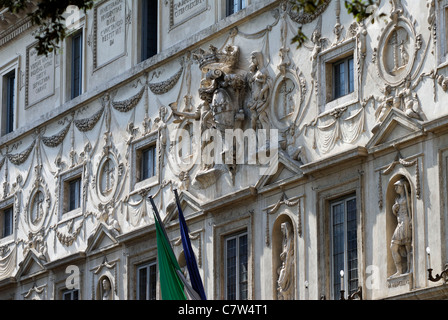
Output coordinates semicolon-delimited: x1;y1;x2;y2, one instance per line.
97;275;114;300
386;175;413;279
272;215;295;300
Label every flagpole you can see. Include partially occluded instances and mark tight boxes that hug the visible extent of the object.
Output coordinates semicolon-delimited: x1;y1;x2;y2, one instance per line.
173;189;207;300
148;195;169;241
148;194;201;300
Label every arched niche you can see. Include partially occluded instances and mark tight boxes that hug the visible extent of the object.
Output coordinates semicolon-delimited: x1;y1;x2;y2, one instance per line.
386;174;414;279
97;274;114;300
272;214;296;300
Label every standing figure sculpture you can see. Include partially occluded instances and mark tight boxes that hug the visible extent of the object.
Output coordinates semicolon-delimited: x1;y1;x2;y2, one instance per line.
247;51;271;131
277;221;294;300
390;178;412;277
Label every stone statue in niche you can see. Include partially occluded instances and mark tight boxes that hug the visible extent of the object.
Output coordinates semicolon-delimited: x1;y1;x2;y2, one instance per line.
390;178;412;277
101;277;113;300
277;221;294;300
247;51;271;131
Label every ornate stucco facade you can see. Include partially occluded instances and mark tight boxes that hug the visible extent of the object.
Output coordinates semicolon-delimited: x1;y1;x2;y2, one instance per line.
0;0;447;300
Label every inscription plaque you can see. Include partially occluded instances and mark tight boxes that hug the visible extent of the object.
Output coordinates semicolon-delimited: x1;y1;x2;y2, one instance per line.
94;0;126;69
26;45;55;107
169;0;207;29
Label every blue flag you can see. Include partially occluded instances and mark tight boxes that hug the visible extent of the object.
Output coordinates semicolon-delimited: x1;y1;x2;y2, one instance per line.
173;189;207;300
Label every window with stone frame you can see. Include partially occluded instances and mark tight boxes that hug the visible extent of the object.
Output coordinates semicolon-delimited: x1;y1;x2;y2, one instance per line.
331;55;354;100
136;261;157;300
224;230;248;300
66;176;82;213
0;206;13;239
330;194;358;300
130;130;160;191
62;288;79;300
70;30;83;99
2;70;15;136
319;39;358;113
58;165;84;219
139;144;157;181
226;0;246;16
141;0;158;61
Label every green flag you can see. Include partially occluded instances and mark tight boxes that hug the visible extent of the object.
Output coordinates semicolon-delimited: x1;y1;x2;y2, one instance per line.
153;211;187;300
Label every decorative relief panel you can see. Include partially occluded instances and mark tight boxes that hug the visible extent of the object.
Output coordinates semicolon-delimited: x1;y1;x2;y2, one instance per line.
270;70;306;132
97;155;119;203
374;5;422;86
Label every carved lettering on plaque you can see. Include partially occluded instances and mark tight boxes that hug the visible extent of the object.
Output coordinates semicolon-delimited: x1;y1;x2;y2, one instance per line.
94;0;126;69
26;45;55;108
169;0;207;29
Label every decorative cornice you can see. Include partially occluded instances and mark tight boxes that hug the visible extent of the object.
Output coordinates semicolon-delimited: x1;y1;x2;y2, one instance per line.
0;15;33;49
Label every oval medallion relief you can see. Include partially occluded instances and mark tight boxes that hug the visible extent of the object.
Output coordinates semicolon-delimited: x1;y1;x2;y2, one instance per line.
96;155;119;203
376;17;420;86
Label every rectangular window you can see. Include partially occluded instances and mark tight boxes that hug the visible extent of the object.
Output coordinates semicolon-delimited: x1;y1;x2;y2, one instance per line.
2;70;15;135
140;145;156;181
226;0;246;16
1;207;13;238
62;289;79;300
225;231;248;300
68;178;81;212
137;262;157;300
332;56;354;100
141;0;158;61
71;32;83;99
331;195;357;300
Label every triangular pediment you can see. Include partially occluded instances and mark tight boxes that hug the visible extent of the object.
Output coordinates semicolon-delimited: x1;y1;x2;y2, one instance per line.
86;222;118;254
16;249;46;280
164;191;202;225
366;108;423;151
255;150;303;192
